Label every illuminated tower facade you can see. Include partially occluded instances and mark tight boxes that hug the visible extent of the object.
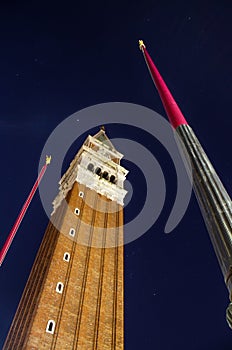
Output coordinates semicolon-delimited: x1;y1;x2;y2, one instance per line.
3;128;128;349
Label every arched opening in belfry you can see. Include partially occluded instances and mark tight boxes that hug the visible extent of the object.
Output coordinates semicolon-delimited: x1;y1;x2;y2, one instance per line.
110;175;116;184
87;163;94;172
102;171;109;180
95;167;102;176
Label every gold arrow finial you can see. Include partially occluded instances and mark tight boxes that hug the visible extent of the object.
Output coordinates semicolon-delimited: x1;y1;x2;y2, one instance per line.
46;155;52;165
139;40;146;50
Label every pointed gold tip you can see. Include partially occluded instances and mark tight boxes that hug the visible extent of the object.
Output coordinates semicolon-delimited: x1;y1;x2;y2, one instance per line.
46;155;52;165
139;40;146;50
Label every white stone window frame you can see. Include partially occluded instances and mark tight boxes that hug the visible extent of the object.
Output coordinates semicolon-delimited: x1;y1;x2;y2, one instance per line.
74;208;80;215
63;252;70;262
69;228;75;237
56;282;64;294
79;191;84;198
46;320;55;334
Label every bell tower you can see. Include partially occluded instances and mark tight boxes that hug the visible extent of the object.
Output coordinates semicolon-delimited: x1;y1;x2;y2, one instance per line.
3;128;128;349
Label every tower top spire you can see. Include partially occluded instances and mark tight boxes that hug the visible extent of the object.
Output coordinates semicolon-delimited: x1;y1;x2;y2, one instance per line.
139;40;188;129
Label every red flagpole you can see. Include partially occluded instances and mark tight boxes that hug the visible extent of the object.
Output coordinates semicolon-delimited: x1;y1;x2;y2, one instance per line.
139;40;188;129
0;156;51;266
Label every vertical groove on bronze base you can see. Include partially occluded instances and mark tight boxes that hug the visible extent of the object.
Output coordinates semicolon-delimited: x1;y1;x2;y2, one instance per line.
176;124;232;282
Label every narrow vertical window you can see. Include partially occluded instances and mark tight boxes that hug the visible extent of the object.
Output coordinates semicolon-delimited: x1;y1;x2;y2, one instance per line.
69;228;75;237
46;320;55;334
79;191;84;198
74;208;80;215
63;252;70;262
56;282;64;294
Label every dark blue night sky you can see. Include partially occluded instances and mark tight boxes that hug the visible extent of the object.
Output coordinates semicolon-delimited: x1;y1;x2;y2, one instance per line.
0;1;231;349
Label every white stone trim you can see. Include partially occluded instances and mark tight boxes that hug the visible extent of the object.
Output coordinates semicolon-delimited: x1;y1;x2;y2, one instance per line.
63;252;70;262
56;282;64;294
51;131;128;215
69;228;75;237
46;320;55;334
74;208;80;215
76;164;127;206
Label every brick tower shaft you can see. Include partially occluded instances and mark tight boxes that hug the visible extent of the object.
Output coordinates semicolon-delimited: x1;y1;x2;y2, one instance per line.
3;129;128;349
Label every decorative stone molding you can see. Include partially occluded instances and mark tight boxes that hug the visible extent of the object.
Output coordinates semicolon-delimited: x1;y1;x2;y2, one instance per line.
52;130;128;214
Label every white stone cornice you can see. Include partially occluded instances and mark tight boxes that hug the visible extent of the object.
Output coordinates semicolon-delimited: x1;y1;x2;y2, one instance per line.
52;132;128;214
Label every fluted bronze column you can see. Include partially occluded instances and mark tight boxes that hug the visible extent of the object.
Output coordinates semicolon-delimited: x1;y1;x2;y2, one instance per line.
176;124;232;326
139;40;232;327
